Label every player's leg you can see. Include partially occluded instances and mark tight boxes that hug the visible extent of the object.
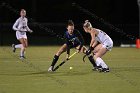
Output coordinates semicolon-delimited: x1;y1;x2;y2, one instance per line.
18;38;26;59
94;46;109;72
12;43;24;53
52;44;67;66
22;38;28;58
83;47;97;69
76;45;87;53
12;31;22;52
23;38;28;48
48;44;67;71
75;45;97;69
93;44;102;54
12;31;27;54
94;39;113;72
12;44;17;52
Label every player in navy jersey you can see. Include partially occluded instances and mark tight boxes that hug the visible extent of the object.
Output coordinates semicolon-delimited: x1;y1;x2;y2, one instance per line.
48;20;83;71
48;20;97;72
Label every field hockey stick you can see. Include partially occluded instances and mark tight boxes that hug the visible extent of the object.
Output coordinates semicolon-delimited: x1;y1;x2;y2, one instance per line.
82;41;100;62
83;54;87;62
82;46;94;63
53;51;77;71
81;46;89;62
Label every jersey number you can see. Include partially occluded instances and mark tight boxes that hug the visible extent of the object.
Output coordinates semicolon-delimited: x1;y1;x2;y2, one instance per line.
100;31;106;35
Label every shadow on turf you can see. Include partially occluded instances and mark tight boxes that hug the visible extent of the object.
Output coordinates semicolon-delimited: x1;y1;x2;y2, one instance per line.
26;71;92;76
0;71;81;76
1;66;140;77
111;67;140;72
29;66;140;77
0;71;93;77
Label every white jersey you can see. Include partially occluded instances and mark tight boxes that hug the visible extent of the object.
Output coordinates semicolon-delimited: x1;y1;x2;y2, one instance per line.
13;17;30;39
13;17;30;32
95;29;113;50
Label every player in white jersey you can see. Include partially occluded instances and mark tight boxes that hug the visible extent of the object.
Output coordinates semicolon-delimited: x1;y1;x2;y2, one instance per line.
83;20;113;72
12;9;33;59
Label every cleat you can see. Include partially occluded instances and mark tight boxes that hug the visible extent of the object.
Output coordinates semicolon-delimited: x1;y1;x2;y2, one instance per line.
48;66;54;72
12;44;16;52
20;56;26;60
105;68;110;72
92;66;102;71
100;68;110;73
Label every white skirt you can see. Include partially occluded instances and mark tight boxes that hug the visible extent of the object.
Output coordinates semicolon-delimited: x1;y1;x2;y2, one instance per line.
102;38;113;51
16;31;27;40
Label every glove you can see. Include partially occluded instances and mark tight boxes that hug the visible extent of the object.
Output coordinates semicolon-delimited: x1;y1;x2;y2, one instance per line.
86;46;93;55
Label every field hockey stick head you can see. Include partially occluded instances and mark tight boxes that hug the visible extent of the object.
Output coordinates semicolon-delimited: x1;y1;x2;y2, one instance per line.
83;54;87;62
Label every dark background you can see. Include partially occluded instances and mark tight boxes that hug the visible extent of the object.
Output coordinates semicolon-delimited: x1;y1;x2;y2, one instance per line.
0;0;139;46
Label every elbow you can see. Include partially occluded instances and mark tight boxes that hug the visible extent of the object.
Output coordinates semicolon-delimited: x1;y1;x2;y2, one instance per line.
12;26;18;31
12;26;15;30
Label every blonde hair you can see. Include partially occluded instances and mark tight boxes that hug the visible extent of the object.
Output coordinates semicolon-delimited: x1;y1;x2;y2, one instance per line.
20;9;26;12
83;20;92;28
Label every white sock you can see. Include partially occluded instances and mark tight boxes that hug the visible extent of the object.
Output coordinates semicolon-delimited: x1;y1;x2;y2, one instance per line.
20;44;25;57
15;44;22;48
96;57;108;68
95;58;101;66
20;50;24;57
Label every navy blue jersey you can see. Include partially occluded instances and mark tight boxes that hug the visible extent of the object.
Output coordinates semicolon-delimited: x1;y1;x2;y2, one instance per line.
64;30;84;48
64;29;84;54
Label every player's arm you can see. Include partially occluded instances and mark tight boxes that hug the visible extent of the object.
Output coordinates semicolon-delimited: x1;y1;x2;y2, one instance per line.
13;19;19;31
91;28;100;48
25;18;33;33
91;40;98;48
90;30;96;47
86;29;96;55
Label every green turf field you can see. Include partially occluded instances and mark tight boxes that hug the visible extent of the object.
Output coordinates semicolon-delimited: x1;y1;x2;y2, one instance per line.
0;46;140;93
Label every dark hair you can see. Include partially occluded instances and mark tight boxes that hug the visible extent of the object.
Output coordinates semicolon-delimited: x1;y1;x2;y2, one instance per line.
67;20;74;26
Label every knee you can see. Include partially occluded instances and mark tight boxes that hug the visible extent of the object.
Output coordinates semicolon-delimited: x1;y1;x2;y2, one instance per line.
56;51;62;56
93;55;98;61
21;44;26;50
23;43;28;48
80;47;85;53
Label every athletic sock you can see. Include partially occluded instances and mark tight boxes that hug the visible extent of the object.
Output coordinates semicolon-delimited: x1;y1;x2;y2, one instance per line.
20;49;24;57
96;57;108;68
88;55;97;67
15;44;22;48
20;44;25;57
51;55;59;66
